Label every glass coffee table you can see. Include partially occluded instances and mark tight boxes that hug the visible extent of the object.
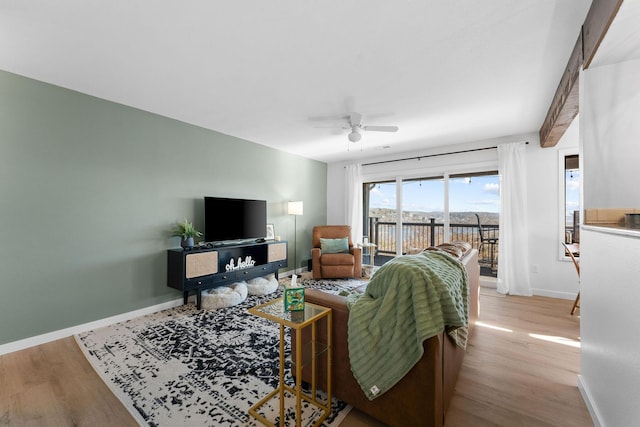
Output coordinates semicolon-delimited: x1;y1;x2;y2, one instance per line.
248;297;332;427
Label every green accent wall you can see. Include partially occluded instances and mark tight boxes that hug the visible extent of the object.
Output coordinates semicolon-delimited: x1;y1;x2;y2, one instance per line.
0;70;326;345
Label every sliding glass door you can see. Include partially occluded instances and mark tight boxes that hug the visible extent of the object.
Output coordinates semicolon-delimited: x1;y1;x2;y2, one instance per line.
400;177;444;253
363;180;396;265
363;171;500;275
449;172;500;274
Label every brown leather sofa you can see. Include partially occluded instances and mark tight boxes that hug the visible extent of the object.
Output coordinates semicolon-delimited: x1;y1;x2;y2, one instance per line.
297;248;480;427
311;225;362;279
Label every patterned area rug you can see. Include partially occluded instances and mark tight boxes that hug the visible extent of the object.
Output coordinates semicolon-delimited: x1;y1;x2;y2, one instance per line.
75;278;367;426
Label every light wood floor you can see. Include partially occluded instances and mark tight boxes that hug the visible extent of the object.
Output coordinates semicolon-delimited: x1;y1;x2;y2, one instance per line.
0;288;593;427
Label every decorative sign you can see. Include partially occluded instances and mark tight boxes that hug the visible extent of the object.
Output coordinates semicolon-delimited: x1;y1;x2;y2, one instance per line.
225;256;256;272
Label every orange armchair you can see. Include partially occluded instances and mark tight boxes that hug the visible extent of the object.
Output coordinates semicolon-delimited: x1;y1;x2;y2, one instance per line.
311;225;362;279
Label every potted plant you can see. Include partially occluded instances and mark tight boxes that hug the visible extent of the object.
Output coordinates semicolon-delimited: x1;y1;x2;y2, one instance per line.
171;218;203;248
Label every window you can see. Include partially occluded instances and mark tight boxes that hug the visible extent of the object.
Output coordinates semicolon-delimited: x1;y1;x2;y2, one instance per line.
362;180;397;262
401;176;445;254
363;171;499;275
563;154;580;244
363;177;445;258
449;172;500;274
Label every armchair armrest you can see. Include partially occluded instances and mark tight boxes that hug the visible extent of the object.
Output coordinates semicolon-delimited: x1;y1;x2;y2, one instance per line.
311;248;322;279
351;246;362;277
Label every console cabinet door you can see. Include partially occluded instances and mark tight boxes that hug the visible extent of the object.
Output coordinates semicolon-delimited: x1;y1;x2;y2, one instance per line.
185;251;218;278
268;242;287;262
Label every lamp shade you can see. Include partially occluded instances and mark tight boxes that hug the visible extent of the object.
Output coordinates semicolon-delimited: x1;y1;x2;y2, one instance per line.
288;201;304;216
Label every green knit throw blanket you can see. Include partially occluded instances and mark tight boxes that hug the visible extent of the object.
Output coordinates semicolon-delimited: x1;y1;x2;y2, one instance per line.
347;250;468;400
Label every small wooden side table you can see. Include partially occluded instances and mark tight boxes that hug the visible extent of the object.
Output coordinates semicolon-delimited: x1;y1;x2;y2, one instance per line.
248;298;332;427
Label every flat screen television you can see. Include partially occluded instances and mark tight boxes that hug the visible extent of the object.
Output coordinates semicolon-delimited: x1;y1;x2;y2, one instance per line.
204;197;267;243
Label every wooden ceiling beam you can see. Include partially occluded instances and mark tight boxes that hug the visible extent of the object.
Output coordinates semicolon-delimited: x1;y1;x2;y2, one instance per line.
538;0;624;148
539;34;583;148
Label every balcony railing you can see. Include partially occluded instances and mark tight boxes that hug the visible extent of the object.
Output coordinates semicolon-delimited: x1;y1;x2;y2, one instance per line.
367;218;499;270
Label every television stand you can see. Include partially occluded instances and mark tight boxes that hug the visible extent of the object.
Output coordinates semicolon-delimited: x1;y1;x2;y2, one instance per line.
167;240;288;309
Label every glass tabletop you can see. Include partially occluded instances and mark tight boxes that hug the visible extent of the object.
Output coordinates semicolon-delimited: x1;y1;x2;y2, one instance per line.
249;297;330;328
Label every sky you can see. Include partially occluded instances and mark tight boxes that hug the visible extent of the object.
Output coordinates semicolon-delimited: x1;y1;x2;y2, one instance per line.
369;175;501;213
368;170;581;223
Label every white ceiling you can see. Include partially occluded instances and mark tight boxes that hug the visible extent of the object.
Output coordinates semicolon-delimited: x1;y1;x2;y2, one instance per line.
1;1;595;163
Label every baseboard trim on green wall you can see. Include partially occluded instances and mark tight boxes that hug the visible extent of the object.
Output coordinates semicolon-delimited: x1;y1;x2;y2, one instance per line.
0;298;185;356
1;270;308;356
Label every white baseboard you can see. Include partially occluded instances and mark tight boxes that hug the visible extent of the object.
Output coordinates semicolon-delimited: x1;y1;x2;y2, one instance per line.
0;298;185;356
531;288;576;300
479;277;497;288
578;375;603;427
2;268;301;356
478;277;576;300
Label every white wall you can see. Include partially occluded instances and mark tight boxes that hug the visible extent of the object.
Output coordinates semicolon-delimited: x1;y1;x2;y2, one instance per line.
527;118;582;299
579;227;640;426
582;62;640;209
579;58;640;426
326;162;348;225
326;129;581;299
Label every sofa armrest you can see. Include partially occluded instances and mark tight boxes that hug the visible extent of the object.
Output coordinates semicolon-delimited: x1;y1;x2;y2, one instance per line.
305;288;349;311
293;289;353;392
304;290;351;344
301;288;444;427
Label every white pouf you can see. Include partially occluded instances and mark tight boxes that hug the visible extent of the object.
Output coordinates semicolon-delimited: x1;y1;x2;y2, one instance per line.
201;281;248;309
246;274;279;296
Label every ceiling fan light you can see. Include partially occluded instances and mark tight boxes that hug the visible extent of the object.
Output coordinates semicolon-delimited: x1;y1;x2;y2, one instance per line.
348;130;362;142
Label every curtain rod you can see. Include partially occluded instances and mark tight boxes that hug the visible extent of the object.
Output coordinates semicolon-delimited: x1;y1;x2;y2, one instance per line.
362;141;529;167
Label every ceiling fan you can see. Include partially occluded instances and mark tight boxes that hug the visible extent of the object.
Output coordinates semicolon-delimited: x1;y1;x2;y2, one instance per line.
344;112;399;142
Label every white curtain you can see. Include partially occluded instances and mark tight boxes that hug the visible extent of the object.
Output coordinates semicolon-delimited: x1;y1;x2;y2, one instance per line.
497;142;532;296
345;164;363;244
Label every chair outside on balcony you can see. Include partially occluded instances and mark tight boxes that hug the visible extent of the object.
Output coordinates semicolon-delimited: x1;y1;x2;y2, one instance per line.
562;242;581;315
474;213;499;271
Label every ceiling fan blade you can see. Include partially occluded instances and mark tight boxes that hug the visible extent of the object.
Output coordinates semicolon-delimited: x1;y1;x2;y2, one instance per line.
314;124;349;135
314;124;347;129
350;112;362;127
363;125;398;132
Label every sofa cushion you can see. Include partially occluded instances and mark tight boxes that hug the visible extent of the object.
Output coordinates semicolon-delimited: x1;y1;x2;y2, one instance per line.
320;237;350;254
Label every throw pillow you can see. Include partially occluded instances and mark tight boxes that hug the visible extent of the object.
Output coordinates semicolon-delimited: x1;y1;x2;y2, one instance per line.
451;240;472;255
320;237;350;254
